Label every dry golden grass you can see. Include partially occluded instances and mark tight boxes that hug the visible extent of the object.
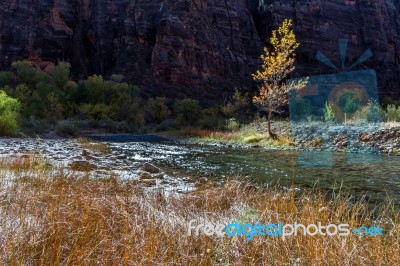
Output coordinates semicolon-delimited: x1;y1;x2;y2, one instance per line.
180;128;235;140
77;137;111;154
0;155;50;173
0;159;399;265
180;128;296;147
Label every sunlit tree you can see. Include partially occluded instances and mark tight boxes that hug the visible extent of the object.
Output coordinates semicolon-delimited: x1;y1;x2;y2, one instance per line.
252;19;300;139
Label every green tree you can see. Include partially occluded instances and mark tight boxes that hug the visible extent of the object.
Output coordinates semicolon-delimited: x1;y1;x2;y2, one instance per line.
323;102;336;122
145;97;171;123
174;99;201;125
222;88;250;123
51;62;71;89
338;92;361;122
12;61;47;88
0;90;20;135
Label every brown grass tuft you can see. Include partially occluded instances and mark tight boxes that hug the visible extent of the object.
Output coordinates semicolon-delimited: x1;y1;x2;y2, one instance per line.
77;137;111;155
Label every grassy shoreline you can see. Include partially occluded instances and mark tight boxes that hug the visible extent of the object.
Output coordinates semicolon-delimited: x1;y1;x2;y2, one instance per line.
0;155;399;265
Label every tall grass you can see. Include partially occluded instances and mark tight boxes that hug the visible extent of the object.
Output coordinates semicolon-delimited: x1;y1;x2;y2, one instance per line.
180;128;295;147
77;137;111;154
0;156;398;265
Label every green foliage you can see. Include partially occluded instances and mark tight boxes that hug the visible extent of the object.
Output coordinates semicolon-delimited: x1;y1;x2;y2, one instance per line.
290;97;313;121
225;118;240;132
338;92;360;115
145;97;171;123
0;71;14;87
383;104;400;122
110;74;124;83
174;99;201;125
323;102;336;122
197;107;224;130
353;100;382;122
1;59;231;133
12;61;47;88
51;62;71;89
0;90;20;136
222;88;251;122
55;120;78;137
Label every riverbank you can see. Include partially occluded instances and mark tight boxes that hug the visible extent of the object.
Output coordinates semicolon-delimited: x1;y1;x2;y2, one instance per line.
0;154;399;265
179;121;400;156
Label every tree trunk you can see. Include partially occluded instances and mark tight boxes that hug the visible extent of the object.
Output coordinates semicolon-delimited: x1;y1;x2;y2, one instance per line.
267;108;277;140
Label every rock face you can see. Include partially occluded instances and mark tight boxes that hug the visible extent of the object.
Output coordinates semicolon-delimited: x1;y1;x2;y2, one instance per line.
0;0;399;101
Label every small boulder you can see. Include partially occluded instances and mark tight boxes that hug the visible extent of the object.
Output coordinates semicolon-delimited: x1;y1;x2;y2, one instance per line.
141;179;156;187
70;161;97;171
139;172;153;180
140;162;161;174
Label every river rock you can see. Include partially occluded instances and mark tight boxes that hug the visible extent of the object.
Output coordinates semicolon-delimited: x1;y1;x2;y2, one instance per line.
141;179;157;187
70;161;97;171
139;172;153;180
139;163;161;174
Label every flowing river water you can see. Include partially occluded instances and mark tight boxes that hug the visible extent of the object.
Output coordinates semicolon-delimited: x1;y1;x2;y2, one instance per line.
103;135;400;204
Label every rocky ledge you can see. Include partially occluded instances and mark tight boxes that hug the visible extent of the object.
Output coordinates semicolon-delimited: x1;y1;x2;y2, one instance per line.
290;123;400;155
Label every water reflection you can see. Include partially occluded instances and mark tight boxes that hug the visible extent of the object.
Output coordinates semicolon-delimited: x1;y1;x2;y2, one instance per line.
109;139;400;204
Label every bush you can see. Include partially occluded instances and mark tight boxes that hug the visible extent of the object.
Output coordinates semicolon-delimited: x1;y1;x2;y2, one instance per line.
353;101;382;123
0;90;20;136
197;107;224;130
289;97;313;121
55;120;79;137
222;88;251;123
323;102;336;122
145;97;171;123
0;71;14;88
174;99;201;125
383;104;400;122
225;118;240;132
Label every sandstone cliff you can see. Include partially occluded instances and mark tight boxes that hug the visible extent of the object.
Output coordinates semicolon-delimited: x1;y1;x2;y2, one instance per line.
0;0;399;101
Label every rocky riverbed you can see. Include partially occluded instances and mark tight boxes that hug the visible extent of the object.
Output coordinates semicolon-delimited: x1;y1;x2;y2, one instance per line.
252;121;400;155
0;137;197;194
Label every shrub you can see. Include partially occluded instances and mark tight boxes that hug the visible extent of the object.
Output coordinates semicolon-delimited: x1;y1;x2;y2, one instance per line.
289;97;313;121
222;88;251;122
50;62;71;89
323;102;336;122
12;60;47;88
0;90;20;136
353;100;382;123
145;97;171;123
174;99;201;125
383;104;400;122
55;120;79;137
109;74;124;83
225;118;240;132
197;107;224;130
0;71;14;88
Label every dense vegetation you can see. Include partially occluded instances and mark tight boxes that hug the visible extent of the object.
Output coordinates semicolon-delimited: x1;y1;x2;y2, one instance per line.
0;61;249;136
0;59;399;137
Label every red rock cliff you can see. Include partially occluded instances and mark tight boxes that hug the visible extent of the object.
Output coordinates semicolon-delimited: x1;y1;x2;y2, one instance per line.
0;0;399;100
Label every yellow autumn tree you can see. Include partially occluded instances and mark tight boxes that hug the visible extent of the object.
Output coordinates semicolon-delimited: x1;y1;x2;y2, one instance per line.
253;19;299;139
